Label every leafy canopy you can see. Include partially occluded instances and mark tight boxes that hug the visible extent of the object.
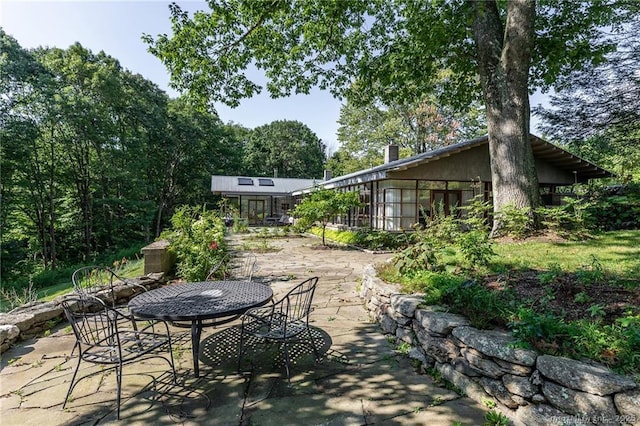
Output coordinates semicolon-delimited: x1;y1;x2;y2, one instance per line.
144;1;626;111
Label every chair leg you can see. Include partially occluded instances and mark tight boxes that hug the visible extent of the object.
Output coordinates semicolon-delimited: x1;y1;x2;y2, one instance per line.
116;362;122;420
237;327;246;373
166;337;177;384
63;355;82;409
283;341;292;386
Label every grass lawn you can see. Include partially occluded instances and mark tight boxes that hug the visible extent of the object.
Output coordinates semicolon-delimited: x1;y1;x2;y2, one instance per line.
491;230;640;286
0;260;145;312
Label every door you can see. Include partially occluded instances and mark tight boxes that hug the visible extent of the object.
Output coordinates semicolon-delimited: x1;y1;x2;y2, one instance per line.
247;200;266;225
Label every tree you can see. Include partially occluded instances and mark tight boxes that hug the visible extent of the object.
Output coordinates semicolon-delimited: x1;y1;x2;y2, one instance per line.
535;14;640;182
244;120;326;178
331;98;486;175
291;189;361;246
145;1;635;233
1;34;242;277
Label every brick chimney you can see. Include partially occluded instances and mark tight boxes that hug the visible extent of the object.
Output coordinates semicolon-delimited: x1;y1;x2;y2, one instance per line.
385;144;399;163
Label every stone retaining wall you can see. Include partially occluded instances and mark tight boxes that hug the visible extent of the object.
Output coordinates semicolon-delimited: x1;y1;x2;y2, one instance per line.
0;274;165;354
360;264;640;426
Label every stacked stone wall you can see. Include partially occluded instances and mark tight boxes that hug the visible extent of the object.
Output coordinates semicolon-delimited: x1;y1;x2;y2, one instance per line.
360;264;640;426
0;274;164;353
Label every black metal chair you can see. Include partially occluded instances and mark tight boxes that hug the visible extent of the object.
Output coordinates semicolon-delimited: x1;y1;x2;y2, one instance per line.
72;266;147;308
207;253;257;282
237;277;319;385
205;254;229;281
60;295;177;420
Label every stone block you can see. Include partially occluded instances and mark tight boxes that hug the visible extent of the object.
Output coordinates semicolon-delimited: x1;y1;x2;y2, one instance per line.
537;355;637;396
141;240;175;275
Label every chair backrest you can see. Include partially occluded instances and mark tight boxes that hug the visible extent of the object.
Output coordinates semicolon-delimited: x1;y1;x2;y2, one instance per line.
205;254;229;281
275;277;319;324
226;253;257;281
72;266;144;306
61;296;122;352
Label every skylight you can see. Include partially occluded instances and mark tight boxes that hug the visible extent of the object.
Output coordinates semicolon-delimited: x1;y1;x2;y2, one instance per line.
258;178;274;186
238;178;253;185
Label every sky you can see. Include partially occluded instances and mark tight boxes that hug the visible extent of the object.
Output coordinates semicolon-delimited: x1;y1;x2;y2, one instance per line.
1;0;344;152
1;1;546;155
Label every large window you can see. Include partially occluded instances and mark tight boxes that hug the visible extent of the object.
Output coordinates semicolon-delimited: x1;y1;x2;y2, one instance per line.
374;180;417;231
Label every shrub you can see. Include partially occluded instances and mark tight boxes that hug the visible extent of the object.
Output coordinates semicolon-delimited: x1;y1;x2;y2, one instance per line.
160;206;227;281
440;281;512;329
393;241;444;274
494;203;534;239
536;197;594;239
584;183;640;231
456;229;495;269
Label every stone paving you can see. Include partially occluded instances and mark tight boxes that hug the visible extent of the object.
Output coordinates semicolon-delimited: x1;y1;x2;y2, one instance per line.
0;232;489;425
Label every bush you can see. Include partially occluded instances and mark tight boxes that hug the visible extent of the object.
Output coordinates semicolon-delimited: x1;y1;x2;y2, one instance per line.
353;229;410;250
160;206;227;281
584;183;640;230
494;203;535;239
440;280;513;329
457;229;495;269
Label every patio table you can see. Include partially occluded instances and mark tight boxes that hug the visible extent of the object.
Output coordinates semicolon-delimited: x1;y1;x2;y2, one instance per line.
128;280;273;377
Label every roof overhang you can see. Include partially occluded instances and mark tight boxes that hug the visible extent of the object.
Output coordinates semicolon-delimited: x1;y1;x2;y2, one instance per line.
297;134;613;193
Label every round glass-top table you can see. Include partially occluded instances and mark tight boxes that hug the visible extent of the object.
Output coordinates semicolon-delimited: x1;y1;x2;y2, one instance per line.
129;281;273;377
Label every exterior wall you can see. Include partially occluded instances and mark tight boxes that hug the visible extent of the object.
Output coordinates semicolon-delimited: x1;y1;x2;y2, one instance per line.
535;159;576;185
390;145;493;181
223;194;295;225
390;144;577;185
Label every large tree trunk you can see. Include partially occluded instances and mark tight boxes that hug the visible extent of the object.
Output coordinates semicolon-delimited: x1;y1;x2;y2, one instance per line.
471;0;540;236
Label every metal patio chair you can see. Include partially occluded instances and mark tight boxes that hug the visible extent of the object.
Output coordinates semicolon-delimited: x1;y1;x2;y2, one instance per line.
72;265;147;308
205;254;229;281
208;253;257;282
237;276;320;385
60;295;176;419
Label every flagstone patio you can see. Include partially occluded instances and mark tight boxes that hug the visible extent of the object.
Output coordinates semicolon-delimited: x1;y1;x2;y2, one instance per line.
0;233;490;425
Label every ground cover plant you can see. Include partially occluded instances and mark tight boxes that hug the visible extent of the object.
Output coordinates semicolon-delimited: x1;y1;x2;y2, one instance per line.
377;229;640;376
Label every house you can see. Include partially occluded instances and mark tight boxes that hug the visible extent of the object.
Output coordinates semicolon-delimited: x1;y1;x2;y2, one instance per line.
210;176;320;225
211;134;613;230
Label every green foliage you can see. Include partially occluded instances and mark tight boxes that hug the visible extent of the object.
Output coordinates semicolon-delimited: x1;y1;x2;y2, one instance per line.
160;206;227;281
536;197;594;239
584;183;640;231
575;255;605;285
494;204;535;239
509;308;640;374
573;291;591;304
394;241;444;275
291;189;362;245
331;98;486;175
393;201;495;274
483;409;510;426
440;281;512;329
0;279;39;312
244;120;326;178
307;226;411;251
457;230;495;270
353;229;410;251
382;228;640;373
508;308;572;351
538;263;564;285
1;32;247;277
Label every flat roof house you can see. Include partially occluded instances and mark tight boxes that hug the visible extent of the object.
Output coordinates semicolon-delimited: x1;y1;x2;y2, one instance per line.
212;134;613;230
210;176;319;225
